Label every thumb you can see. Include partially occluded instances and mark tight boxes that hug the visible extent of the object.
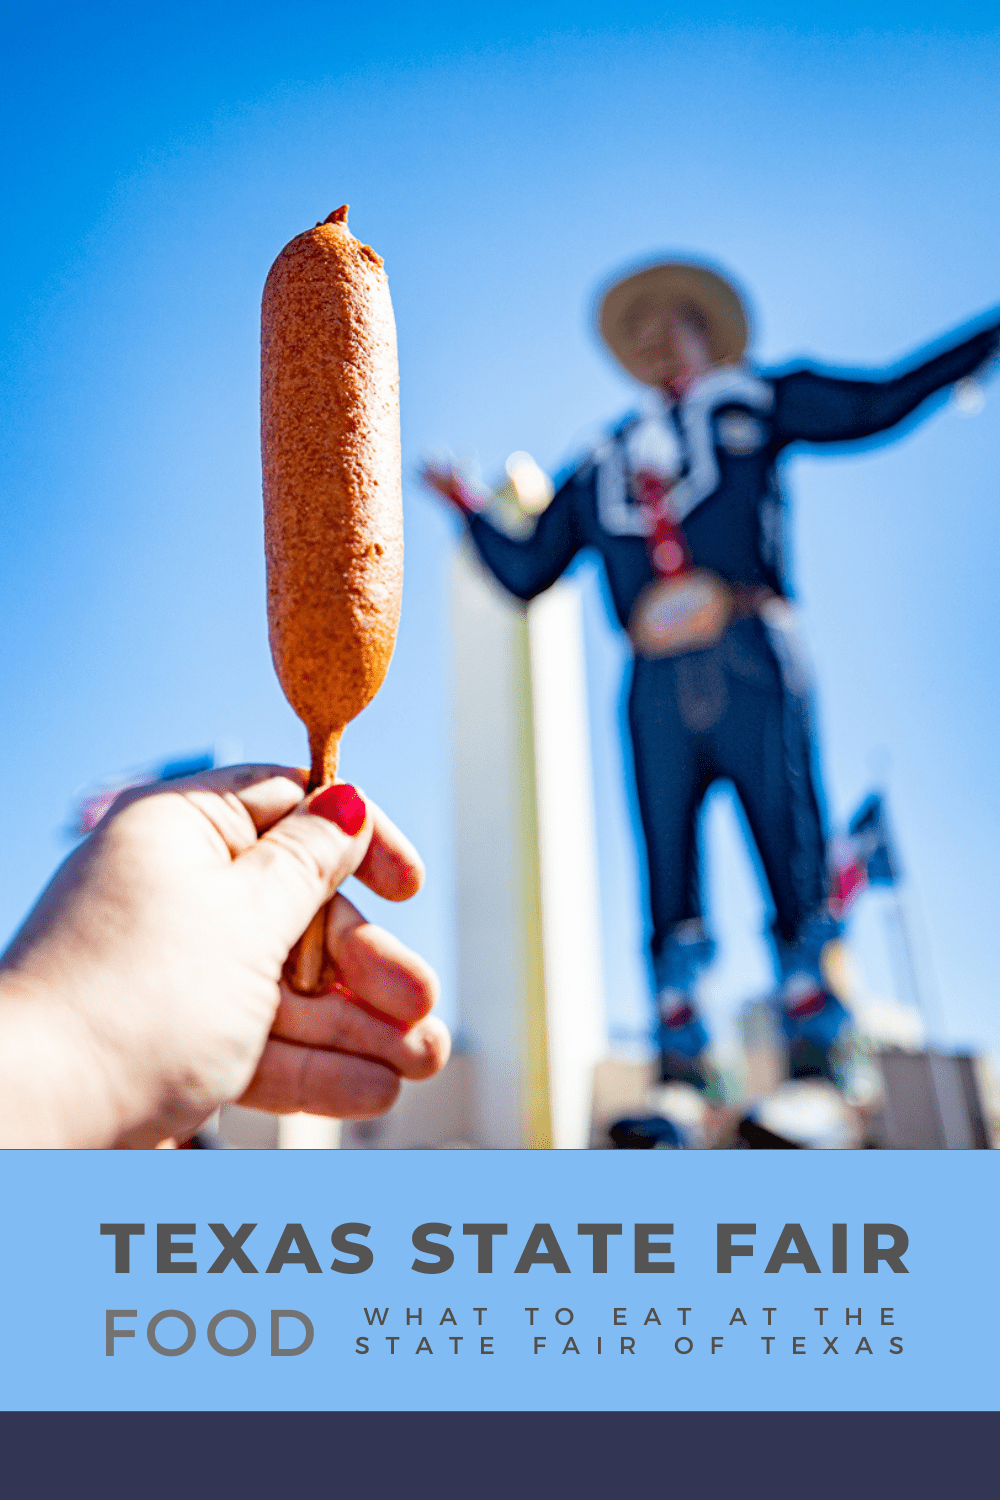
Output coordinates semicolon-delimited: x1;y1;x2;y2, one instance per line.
231;783;372;953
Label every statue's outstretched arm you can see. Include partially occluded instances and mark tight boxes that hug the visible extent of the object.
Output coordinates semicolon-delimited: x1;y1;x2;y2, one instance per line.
772;314;1000;447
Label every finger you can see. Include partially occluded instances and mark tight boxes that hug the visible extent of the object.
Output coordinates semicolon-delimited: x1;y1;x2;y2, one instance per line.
238;1039;402;1119
105;766;309;854
199;765;308;831
271;985;450;1081
351;795;425;902
231;793;374;956
181;767;309;856
326;895;439;1025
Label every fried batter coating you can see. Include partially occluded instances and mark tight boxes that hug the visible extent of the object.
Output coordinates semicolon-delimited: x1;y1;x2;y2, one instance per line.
262;206;402;787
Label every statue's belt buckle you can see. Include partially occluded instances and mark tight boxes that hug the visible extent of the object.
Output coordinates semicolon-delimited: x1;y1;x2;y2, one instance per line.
629;570;734;658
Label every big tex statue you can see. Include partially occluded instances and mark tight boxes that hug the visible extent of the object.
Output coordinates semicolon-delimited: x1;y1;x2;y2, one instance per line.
424;260;998;1125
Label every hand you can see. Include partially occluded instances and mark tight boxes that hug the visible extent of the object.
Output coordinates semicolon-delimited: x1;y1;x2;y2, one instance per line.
419;460;485;518
0;765;449;1147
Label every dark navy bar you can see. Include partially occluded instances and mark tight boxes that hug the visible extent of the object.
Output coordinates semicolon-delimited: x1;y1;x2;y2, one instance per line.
2;1411;996;1496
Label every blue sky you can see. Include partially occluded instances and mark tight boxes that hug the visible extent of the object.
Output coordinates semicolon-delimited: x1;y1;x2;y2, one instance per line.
3;3;999;1057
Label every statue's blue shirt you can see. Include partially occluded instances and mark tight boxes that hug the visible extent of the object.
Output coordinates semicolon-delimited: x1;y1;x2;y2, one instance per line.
468;317;999;629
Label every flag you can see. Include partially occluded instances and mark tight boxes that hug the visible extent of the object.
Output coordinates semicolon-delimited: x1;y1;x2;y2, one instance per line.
71;751;217;837
829;793;899;913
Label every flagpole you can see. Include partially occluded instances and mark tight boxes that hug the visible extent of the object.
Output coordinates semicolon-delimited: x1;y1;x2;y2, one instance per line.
857;773;930;1041
883;886;928;1028
885;877;949;1048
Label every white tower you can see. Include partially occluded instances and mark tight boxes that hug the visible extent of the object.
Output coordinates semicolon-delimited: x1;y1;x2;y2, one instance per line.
453;536;607;1148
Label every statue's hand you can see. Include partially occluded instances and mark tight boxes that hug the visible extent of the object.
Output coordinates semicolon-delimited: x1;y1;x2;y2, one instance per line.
419;461;485;519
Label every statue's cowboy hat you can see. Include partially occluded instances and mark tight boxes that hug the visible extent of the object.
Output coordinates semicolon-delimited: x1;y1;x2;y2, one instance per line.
598;259;751;384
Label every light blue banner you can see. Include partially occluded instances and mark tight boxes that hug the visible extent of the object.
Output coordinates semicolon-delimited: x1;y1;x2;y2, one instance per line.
0;1149;994;1411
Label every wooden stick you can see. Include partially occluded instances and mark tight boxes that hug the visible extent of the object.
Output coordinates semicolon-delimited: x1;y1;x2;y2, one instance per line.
293;907;326;993
289;730;341;994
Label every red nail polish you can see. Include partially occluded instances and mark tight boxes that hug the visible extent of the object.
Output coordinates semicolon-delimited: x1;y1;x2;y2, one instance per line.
309;782;366;835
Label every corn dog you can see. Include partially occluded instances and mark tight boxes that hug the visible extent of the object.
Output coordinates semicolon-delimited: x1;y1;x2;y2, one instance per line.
261;206;402;989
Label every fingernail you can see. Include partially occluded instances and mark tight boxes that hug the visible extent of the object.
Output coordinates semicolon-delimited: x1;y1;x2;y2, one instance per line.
309;782;366;835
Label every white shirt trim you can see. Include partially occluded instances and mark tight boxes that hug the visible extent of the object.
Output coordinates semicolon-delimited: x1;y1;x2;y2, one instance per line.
594;365;775;536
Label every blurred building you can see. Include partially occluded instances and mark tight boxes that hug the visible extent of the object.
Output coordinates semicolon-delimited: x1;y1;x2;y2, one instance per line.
735;948;996;1149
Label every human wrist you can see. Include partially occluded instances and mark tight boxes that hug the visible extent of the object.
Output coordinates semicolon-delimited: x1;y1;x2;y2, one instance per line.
0;970;124;1147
